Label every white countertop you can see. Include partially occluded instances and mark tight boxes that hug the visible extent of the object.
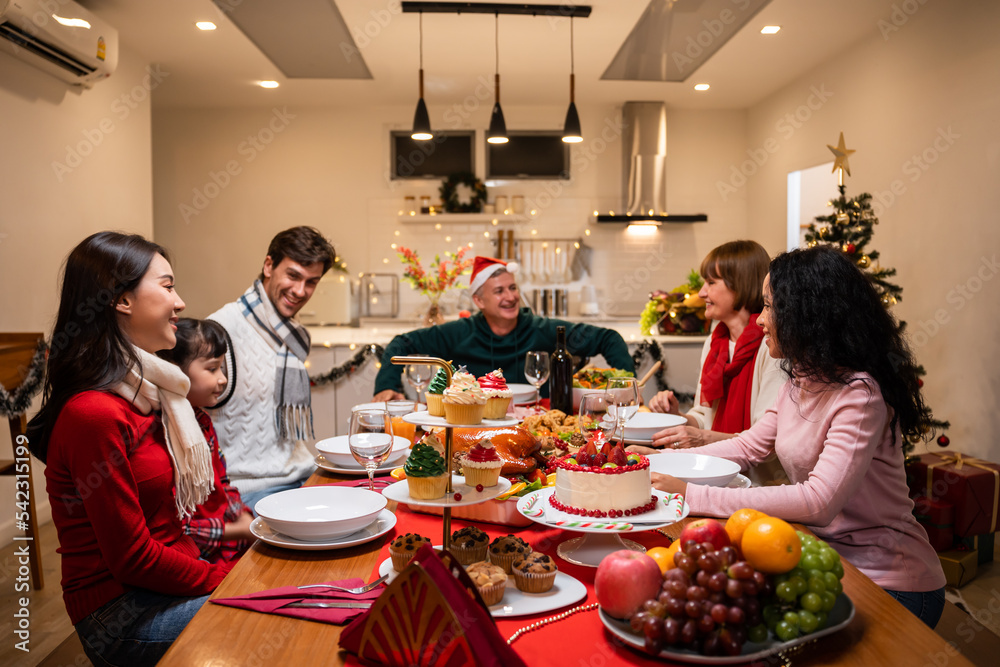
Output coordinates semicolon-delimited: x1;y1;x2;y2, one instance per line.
306;317;707;348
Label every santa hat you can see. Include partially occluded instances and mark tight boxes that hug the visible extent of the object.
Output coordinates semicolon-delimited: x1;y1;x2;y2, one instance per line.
468;256;519;295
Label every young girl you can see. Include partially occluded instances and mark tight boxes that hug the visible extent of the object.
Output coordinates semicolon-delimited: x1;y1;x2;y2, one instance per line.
158;318;254;563
27;232;232;666
649;246;946;628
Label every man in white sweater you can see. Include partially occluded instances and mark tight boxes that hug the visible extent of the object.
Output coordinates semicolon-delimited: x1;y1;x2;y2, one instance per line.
208;227;337;508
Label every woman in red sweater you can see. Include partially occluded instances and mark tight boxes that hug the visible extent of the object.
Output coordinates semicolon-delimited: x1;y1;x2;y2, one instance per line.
27;232;233;666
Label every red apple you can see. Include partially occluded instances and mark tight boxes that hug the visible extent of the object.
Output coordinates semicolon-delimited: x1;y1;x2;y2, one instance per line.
679;519;732;551
595;550;663;619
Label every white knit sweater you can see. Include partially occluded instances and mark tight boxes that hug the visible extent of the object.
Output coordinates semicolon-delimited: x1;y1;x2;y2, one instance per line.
208;301;314;495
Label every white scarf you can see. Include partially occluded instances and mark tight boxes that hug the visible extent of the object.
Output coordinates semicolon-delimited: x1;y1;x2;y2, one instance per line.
113;346;214;519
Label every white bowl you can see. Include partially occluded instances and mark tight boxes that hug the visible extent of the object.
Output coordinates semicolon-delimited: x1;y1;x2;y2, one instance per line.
622;412;688;440
645;452;741;487
572;388;604;412
254;486;387;541
351;401;425;413
507;383;538;405
315;435;411;468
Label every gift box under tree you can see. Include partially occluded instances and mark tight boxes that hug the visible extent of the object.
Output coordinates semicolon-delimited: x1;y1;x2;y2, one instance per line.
906;453;999;538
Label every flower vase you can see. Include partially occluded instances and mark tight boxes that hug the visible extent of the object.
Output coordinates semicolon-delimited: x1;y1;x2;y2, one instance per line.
423;301;445;327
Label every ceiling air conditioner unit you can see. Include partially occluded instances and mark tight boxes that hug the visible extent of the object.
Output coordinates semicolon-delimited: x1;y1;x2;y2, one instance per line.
0;0;118;88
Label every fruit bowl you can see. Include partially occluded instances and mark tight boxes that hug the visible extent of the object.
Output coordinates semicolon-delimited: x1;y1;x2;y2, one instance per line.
646;452;741;487
599;594;855;664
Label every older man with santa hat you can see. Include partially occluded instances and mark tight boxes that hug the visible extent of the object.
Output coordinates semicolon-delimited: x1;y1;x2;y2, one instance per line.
372;256;633;401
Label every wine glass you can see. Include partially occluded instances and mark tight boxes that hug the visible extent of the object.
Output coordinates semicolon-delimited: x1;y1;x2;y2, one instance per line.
605;377;639;444
349;408;394;491
405;361;433;406
524;351;550;411
577;393;614;442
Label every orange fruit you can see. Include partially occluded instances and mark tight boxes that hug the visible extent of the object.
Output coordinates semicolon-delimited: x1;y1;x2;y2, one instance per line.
647;543;680;574
740;517;802;574
725;508;768;551
390;467;406;480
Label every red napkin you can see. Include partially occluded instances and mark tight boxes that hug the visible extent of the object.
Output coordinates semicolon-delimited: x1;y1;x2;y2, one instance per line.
321;477;394;491
212;578;383;624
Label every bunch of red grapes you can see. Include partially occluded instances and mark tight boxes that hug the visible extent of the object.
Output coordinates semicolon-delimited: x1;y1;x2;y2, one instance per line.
629;540;773;657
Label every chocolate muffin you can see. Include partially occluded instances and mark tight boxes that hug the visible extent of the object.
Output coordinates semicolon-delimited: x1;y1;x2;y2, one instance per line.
389;533;431;572
511;551;558;593
450;526;489;565
488;534;531;573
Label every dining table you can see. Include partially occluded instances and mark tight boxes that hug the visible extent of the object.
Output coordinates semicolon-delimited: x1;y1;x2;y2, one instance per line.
159;466;972;667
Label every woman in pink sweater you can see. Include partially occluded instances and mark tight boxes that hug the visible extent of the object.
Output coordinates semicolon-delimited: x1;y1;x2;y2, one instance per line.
646;246;946;628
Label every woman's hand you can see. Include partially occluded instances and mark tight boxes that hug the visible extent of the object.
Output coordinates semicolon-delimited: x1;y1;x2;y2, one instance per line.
649;390;680;414
372;389;406;402
625;444;659;456
651;472;687;496
223;512;255;541
652;425;709;450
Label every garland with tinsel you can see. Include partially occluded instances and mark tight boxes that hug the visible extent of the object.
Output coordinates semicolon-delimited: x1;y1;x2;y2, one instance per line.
630;339;695;403
309;344;385;387
0;340;48;418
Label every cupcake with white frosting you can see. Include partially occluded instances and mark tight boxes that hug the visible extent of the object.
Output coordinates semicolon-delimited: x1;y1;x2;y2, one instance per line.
442;368;487;425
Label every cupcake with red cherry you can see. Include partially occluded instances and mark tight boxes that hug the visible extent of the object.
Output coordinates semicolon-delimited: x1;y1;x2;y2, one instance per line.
477;370;513;419
458;438;504;488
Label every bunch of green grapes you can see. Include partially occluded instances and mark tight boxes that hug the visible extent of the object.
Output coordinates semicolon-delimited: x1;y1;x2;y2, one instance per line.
762;531;845;642
639;301;661;336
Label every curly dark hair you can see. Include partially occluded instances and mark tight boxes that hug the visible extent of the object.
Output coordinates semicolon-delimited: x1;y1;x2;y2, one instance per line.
767;246;930;445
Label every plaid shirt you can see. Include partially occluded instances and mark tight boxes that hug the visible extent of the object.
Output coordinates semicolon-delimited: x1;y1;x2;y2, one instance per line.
184;409;253;563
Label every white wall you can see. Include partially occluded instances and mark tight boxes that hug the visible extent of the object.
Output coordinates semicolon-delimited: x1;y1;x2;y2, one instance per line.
0;45;155;544
742;1;1000;460
151;103;750;321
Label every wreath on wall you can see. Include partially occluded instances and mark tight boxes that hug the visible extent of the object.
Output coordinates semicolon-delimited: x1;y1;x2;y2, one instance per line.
439;172;487;213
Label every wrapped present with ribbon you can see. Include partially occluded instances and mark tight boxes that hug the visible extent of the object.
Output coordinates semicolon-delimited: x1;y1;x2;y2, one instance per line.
339;544;527;667
938;547;978;588
906;452;1000;538
911;495;955;552
957;532;996;566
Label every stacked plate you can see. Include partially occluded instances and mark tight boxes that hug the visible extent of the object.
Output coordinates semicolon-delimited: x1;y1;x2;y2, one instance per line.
646;452;741;487
254;486;388;542
315;435;411;469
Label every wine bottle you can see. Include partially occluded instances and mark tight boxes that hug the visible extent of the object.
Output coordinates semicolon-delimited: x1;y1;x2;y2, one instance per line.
549;326;573;413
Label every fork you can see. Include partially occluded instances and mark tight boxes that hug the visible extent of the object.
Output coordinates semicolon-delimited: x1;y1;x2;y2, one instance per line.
297;574;388;594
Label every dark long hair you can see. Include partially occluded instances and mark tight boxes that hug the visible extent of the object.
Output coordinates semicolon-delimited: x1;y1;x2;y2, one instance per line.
768;246;930;444
157;318;227;370
26;232;169;462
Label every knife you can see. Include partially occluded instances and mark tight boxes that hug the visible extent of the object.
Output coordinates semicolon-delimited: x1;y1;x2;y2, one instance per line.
285;601;374;609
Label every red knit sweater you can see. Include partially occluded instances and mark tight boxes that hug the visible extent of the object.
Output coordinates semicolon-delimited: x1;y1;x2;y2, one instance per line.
45;391;232;624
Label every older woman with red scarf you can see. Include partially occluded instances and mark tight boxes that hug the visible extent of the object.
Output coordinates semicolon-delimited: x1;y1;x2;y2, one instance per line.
630;240;787;485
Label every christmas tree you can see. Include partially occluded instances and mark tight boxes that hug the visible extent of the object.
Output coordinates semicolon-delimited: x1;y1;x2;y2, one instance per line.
803;133;949;457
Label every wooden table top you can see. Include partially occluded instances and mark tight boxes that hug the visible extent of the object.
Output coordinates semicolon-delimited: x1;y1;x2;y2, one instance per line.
159;470;971;667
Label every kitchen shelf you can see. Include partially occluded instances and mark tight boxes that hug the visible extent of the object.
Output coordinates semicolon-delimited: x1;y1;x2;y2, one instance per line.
399;212;529;224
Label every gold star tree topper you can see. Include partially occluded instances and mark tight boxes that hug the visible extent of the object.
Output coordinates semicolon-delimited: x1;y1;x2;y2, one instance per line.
827;132;856;178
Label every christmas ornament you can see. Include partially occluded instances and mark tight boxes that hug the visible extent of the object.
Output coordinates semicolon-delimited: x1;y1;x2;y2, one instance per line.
937;435;950;447
818;226;829;237
917;378;924;388
857;255;870;268
843;242;856;254
836;212;850;225
827;132;856;177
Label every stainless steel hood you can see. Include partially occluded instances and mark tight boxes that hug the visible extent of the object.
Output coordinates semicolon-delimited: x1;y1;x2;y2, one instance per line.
597;102;706;224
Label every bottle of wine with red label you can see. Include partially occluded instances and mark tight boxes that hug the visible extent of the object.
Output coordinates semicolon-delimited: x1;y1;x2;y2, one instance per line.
549;325;573;414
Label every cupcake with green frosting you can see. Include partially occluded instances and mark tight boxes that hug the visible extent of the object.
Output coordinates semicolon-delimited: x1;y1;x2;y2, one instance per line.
425;366;453;417
403;436;449;499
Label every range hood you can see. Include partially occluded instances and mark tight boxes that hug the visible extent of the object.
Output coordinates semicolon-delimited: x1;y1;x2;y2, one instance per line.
597;102;707;224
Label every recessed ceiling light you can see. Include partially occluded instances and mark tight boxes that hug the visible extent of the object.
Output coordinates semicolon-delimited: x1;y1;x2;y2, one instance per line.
258;80;279;89
761;25;781;34
196;21;217;31
694;83;710;91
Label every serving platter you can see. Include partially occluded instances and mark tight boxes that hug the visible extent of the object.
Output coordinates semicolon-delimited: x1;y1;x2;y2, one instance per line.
401;410;519;429
382;474;511;508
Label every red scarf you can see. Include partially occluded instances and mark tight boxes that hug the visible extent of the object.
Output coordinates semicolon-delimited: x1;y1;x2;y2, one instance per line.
700;315;764;433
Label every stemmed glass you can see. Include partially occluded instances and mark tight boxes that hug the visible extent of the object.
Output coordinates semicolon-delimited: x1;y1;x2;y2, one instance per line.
605;377;639;444
348;408;394;491
577;393;615;442
405;361;433;407
524;351;550;411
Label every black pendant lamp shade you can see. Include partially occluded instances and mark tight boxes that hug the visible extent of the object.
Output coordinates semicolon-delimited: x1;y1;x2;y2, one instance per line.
562;17;582;143
486;14;508;144
411;13;433;141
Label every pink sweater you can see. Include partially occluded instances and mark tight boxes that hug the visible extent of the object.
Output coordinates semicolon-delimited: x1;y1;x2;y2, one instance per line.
684;375;945;592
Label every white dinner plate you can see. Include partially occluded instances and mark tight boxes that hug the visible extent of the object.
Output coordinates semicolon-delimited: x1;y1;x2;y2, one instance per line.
250;510;396;551
401;411;520;429
516;488;689;534
383;474;512;508
350;401;426;413
377;556;587;618
314;435;410;468
314;455;402;476
599;594;855;664
728;474;751;489
507;383;539;405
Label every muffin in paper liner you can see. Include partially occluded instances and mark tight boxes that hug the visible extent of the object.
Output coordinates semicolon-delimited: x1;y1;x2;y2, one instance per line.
465;561;507;606
483;395;512;419
512;551;558;593
406;473;449;500
425;393;445;417
443;401;485;425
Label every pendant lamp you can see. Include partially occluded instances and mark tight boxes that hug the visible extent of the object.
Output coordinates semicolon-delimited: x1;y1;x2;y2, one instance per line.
411;12;433;141
486;13;508;145
562;17;582;143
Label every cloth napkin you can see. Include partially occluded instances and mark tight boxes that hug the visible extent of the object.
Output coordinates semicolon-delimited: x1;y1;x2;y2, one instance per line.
212;578;383;624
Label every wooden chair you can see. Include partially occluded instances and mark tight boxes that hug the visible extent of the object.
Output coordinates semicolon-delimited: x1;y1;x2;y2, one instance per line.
1;333;45;590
